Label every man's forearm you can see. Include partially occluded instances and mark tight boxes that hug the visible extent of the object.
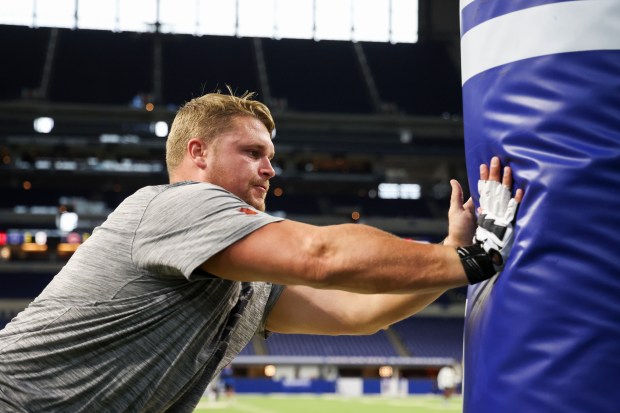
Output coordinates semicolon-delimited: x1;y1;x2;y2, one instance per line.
355;290;447;334
313;223;468;294
266;284;447;335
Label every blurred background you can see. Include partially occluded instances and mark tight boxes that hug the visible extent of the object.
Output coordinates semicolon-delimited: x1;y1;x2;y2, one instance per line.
0;0;468;400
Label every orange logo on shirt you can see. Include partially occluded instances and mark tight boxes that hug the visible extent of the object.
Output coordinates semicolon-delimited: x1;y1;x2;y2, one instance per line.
239;207;258;215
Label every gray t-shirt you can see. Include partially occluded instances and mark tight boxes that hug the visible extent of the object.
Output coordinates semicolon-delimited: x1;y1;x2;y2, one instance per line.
0;182;285;413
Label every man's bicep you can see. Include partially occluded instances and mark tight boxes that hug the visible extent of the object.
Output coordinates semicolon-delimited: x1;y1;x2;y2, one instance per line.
200;219;320;286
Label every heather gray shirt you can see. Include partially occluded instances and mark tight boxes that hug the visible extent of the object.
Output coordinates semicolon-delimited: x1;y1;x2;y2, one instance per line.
0;182;285;413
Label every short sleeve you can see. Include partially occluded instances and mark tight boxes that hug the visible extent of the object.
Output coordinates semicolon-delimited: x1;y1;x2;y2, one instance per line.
257;284;286;339
131;182;284;279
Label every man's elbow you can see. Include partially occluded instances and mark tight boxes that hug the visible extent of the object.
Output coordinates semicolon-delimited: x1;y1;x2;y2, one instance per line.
326;310;390;336
298;229;338;289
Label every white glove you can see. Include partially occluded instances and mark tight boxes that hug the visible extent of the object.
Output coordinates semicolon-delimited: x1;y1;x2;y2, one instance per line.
474;180;519;271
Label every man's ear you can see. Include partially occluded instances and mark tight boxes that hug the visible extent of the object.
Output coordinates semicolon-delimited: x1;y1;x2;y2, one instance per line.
187;138;208;169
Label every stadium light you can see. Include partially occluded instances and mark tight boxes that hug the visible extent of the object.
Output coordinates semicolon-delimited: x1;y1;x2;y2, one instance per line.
379;365;393;378
264;365;276;377
0;246;10;261
378;183;421;200
35;231;48;246
57;212;79;232
33;117;54;133
153;121;169;138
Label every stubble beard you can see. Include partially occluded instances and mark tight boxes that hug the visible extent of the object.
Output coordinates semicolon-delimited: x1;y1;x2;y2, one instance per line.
245;188;267;212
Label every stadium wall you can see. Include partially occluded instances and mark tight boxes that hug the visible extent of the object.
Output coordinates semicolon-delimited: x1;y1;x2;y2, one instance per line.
231;378;435;395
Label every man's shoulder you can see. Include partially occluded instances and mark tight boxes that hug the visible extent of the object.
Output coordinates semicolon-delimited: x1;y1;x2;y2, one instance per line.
148;181;241;205
159;181;234;196
133;182;256;224
126;182;229;204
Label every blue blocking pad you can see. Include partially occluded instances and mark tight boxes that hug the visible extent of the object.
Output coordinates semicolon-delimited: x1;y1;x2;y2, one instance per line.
460;1;620;412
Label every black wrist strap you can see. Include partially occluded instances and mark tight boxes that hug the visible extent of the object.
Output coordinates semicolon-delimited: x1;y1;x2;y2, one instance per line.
456;244;496;284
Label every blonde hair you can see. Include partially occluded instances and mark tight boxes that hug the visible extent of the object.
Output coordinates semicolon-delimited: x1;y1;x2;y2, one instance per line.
165;89;275;175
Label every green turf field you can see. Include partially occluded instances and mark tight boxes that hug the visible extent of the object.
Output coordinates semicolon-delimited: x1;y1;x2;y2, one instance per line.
194;394;463;413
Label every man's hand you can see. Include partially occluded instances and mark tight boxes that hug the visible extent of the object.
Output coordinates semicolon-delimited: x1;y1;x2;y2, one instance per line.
443;180;476;247
457;157;523;284
476;157;523;271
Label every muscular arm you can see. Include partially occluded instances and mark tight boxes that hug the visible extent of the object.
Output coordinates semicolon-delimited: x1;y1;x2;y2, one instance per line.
202;221;468;294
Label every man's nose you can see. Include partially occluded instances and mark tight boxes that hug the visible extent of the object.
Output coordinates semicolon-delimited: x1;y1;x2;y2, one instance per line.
260;158;276;178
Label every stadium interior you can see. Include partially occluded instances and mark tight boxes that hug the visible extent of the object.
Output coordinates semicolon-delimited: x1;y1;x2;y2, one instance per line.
1;0;468;392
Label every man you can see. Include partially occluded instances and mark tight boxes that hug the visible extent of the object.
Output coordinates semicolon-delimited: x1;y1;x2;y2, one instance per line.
437;364;459;402
0;91;522;412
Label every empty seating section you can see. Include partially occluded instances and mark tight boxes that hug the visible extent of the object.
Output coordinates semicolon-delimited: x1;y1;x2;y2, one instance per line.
360;198;434;218
392;317;464;359
271;194;437;219
266;331;397;357
266;193;323;215
238;341;255;356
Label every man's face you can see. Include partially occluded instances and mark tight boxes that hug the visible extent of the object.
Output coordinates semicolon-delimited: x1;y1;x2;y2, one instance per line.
203;116;275;211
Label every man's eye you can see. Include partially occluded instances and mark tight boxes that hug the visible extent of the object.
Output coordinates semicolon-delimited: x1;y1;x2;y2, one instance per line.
248;151;259;158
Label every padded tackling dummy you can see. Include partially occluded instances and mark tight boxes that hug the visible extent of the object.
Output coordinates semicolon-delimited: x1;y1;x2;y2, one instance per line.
459;1;620;412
